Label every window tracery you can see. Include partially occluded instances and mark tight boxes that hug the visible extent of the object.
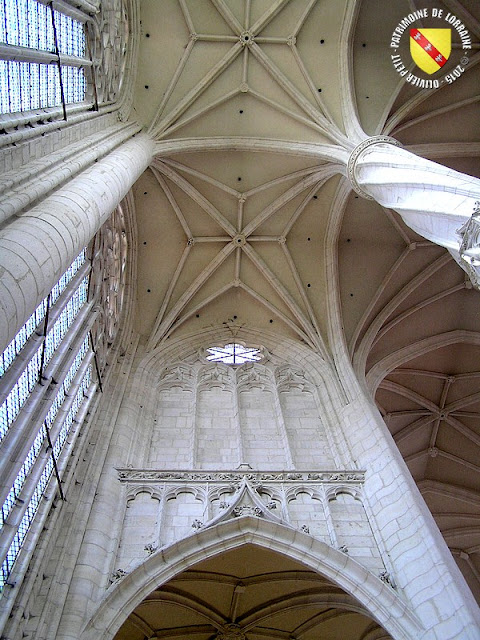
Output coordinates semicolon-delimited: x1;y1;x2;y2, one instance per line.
0;202;130;593
0;247;94;590
0;250;88;441
205;343;262;365
2;365;92;586
0;249;86;378
0;0;129;130
89;203;128;375
0;0;87;115
89;0;129;105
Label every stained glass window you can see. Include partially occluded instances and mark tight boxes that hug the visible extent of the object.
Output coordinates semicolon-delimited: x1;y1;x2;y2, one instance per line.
0;336;90;529
0;364;92;590
0;275;89;442
0;249;86;378
0;0;87;115
0;208;128;593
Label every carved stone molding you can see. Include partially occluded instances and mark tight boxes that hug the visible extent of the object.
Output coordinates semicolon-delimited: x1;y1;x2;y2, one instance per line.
158;363;195;391
89;203;128;373
347;136;402;199
144;543;157;555
236;363;274;392
110;568;127;584
275;364;314;393
89;0;129;105
118;469;365;483
232;505;263;518
457;201;480;288
379;570;397;589
114;472;388;581
198;363;235;391
147;358;327;400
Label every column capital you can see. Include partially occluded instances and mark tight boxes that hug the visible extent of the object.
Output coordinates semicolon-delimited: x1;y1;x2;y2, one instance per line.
347;136;402;199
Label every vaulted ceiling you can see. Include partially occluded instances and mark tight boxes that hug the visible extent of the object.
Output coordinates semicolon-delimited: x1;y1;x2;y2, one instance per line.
130;0;480;609
114;545;393;639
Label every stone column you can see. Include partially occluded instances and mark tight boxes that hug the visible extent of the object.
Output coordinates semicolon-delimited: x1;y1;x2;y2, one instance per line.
0;132;155;354
348;136;480;288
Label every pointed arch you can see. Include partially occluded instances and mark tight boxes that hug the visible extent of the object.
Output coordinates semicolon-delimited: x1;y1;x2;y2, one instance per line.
79;518;423;640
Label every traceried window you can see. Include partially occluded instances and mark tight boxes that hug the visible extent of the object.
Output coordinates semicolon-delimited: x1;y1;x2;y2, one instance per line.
0;250;88;441
0;204;130;594
0;335;90;529
0;250;85;378
89;203;129;376
0;0;88;115
1;365;92;585
206;343;263;365
0;249;94;591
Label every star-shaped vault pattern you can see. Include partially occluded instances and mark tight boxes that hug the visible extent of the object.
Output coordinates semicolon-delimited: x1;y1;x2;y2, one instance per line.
132;0;480;602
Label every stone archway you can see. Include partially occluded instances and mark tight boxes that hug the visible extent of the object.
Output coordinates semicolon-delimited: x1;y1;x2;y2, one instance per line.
113;544;389;639
79;518;423;640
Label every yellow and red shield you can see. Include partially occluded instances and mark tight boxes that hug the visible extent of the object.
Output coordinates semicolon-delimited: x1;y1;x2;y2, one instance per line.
410;28;451;74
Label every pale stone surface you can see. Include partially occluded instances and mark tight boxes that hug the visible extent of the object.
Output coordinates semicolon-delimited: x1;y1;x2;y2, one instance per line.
47;337;474;640
349;139;480;288
1;93;480;640
0;132;155;354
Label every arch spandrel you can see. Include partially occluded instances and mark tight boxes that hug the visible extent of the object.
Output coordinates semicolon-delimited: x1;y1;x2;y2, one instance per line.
79;519;423;640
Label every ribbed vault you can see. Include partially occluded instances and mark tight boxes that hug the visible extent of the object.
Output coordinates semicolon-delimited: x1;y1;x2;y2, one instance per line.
113;545;392;640
132;0;480;605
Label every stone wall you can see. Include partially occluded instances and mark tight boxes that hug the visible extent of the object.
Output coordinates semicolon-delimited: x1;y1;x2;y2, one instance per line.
144;359;338;470
114;470;384;578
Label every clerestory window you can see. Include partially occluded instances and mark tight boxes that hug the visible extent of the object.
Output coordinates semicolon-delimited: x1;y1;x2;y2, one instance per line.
0;249;88;440
0;203;130;594
0;0;89;116
0;249;94;591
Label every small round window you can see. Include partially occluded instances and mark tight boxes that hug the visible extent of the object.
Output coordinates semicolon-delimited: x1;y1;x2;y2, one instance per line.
206;343;262;365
